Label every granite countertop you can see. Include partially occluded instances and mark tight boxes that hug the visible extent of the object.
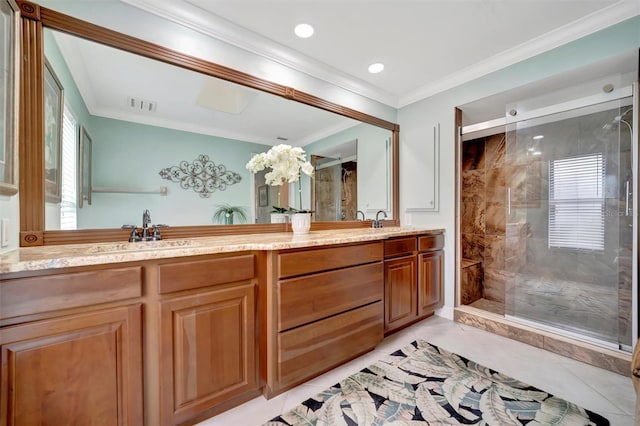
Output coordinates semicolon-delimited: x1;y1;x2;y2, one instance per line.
0;227;444;274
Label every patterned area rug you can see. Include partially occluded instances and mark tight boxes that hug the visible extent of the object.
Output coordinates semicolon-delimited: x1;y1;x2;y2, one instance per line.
265;340;609;425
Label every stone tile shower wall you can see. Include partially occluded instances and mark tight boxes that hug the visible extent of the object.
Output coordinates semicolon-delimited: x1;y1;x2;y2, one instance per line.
461;132;529;309
461;133;521;307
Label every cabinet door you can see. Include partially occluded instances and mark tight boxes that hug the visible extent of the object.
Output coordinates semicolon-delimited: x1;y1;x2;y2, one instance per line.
418;250;444;317
0;305;143;426
384;255;417;331
159;283;257;426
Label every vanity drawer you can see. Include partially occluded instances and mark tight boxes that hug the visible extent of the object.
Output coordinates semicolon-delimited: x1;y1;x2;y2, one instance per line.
158;254;255;294
277;301;383;387
418;233;444;252
0;266;142;320
384;237;417;259
278;262;383;331
278;242;383;278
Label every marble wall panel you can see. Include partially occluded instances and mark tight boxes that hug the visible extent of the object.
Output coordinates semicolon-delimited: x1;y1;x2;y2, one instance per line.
508;165;529;207
484;267;507;303
461;261;483;305
461;196;485;235
505;233;527;273
484;235;505;270
462;138;485;171
461;233;485;262
485;201;506;236
506;221;529;239
486;167;507;202
461;169;486;199
485;133;505;169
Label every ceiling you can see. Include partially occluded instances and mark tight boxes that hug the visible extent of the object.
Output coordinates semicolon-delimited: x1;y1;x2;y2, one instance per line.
122;0;638;108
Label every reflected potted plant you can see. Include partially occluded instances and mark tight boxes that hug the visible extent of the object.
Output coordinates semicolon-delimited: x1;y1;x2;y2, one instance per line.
246;144;314;232
269;205;290;224
213;204;248;225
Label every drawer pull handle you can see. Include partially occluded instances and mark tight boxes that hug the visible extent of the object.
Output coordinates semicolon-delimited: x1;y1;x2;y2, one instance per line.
633;368;640;378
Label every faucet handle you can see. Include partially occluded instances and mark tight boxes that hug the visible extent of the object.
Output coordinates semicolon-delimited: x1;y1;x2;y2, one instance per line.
121;225;141;242
151;224;168;241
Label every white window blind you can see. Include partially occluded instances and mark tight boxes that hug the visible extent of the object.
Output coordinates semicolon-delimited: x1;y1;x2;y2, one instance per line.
60;105;77;230
549;153;604;250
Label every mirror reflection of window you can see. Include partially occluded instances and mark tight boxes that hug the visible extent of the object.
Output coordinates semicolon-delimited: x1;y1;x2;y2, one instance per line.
53;104;78;230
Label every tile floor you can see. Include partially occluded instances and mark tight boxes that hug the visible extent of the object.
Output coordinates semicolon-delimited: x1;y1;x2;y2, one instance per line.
196;315;636;426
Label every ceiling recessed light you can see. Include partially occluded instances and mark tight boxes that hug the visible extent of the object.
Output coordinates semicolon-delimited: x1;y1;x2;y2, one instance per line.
368;63;384;74
533;135;544;140
294;24;314;38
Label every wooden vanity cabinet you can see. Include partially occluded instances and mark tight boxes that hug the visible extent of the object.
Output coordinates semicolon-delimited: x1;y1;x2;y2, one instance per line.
0;266;144;426
264;242;384;397
156;254;260;426
384;232;444;334
384;237;418;331
418;234;444;316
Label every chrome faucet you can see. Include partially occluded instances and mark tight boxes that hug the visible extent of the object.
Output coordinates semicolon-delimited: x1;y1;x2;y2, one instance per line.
372;210;387;228
357;210;365;221
142;209;151;228
141;209;152;240
122;209;168;242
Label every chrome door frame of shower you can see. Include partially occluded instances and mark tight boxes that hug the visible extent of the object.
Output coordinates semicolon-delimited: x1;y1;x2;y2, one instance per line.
458;83;638;352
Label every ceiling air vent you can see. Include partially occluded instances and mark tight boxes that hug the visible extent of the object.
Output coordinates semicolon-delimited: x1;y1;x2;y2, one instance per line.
127;97;157;113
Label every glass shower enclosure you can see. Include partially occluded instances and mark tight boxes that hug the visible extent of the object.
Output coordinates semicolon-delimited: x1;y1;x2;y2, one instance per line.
459;83;637;352
503;91;635;350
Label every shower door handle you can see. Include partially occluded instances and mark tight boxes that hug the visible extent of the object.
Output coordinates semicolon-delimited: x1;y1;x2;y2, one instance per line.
507;187;511;216
625;180;631;216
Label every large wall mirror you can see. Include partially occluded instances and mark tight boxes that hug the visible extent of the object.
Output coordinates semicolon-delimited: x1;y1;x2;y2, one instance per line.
17;1;399;246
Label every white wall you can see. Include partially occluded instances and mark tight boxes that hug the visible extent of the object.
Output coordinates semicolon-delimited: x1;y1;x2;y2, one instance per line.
399;16;640;318
0;194;19;252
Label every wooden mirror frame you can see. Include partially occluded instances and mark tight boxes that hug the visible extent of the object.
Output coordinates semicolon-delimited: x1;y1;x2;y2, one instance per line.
17;0;400;246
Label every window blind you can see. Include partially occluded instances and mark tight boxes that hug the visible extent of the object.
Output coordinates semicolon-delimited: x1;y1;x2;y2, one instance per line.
548;153;604;250
60;105;77;230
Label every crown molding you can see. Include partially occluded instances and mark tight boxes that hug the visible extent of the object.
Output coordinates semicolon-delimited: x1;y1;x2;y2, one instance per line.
121;0;638;110
398;0;639;108
120;0;398;107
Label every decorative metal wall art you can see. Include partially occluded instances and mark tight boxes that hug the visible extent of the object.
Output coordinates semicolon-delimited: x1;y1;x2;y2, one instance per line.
158;154;242;198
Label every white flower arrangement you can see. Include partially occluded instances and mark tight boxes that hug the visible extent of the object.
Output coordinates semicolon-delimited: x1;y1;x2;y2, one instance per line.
246;144;314;185
246;144;315;212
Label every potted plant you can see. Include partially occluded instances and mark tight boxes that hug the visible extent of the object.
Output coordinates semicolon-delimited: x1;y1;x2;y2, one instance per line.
213;204;248;225
246;144;314;232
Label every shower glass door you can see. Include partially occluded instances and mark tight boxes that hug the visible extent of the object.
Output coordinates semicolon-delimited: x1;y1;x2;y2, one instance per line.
504;94;634;349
